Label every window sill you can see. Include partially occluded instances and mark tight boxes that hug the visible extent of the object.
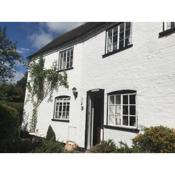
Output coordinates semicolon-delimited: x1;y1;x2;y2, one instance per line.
51;119;69;123
159;28;175;38
104;125;139;133
102;44;133;58
57;67;73;73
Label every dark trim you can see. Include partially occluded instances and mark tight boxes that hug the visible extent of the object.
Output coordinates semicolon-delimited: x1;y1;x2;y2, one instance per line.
84;89;105;149
51;119;69;122
104;125;139;133
57;67;73;73
102;44;133;58
159;28;175;38
108;89;136;95
105;22;123;31
55;95;70;99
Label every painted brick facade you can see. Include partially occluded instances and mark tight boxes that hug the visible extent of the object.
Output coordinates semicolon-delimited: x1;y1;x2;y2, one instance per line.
23;22;175;148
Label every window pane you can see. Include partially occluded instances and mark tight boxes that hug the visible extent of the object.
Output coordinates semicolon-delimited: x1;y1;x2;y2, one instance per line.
115;105;121;114
123;116;128;126
129;95;135;104
123;95;128;104
113;27;118;51
109;96;114;105
115;115;121;125
123;105;128;115
106;29;113;53
109;115;115;125
109;106;115;116
130;105;136;115
130;116;136;126
115;95;121;104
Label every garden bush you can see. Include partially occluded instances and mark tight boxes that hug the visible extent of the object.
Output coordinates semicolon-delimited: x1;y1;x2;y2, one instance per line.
0;101;19;140
32;139;64;153
132;126;175;153
46;125;56;141
89;139;116;153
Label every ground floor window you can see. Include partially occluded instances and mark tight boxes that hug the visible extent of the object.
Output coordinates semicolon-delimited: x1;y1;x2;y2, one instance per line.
107;90;137;128
53;96;70;121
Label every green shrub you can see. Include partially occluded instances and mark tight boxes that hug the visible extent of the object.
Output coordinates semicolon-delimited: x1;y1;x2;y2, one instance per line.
132;126;175;153
0;101;19;140
0;138;36;153
115;141;134;153
33;139;64;153
46;125;56;141
89;139;116;153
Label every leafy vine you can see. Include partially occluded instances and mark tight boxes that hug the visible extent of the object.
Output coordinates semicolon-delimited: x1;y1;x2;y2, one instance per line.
27;56;68;132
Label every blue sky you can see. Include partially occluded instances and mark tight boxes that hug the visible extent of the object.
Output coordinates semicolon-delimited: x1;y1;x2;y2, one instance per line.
0;22;83;82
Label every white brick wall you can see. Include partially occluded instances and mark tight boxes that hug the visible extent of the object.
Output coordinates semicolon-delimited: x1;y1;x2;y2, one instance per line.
23;22;175;148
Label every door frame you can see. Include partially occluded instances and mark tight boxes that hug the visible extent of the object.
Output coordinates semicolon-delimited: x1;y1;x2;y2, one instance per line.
84;88;104;149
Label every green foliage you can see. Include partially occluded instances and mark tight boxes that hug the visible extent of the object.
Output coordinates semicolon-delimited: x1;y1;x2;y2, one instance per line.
46;125;56;141
115;141;134;153
0;27;21;82
0;101;19;140
33;139;64;153
27;57;68;132
89;139;116;153
132;126;175;153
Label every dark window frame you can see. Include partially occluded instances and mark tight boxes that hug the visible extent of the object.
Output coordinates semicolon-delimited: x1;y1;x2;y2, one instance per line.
159;22;175;38
103;22;133;58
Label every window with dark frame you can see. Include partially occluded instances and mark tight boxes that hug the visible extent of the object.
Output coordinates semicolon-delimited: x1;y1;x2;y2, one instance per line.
159;22;175;37
107;91;137;128
105;22;132;54
53;96;70;121
58;48;73;71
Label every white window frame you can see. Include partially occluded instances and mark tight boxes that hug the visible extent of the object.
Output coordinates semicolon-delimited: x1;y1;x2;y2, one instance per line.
58;47;73;71
53;96;70;121
105;22;132;54
107;92;137;129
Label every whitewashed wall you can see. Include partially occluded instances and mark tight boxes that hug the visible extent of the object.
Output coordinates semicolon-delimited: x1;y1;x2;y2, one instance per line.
23;22;175;147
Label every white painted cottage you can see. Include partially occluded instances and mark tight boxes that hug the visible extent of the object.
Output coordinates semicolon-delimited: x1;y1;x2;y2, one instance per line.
23;22;175;149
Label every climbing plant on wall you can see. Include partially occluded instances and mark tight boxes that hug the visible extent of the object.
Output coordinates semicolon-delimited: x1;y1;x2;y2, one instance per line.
27;56;68;132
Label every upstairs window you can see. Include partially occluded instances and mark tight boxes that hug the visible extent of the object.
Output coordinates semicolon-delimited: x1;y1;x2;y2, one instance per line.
105;22;132;55
58;48;73;71
107;90;137;128
53;96;70;121
159;22;175;38
163;22;175;31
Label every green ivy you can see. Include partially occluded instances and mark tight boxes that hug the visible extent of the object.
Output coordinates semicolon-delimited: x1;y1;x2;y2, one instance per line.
27;56;68;132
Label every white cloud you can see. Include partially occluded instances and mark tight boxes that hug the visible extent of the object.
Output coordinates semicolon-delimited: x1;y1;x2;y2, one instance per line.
17;47;30;54
44;22;84;33
29;30;53;49
10;71;24;83
29;22;84;49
